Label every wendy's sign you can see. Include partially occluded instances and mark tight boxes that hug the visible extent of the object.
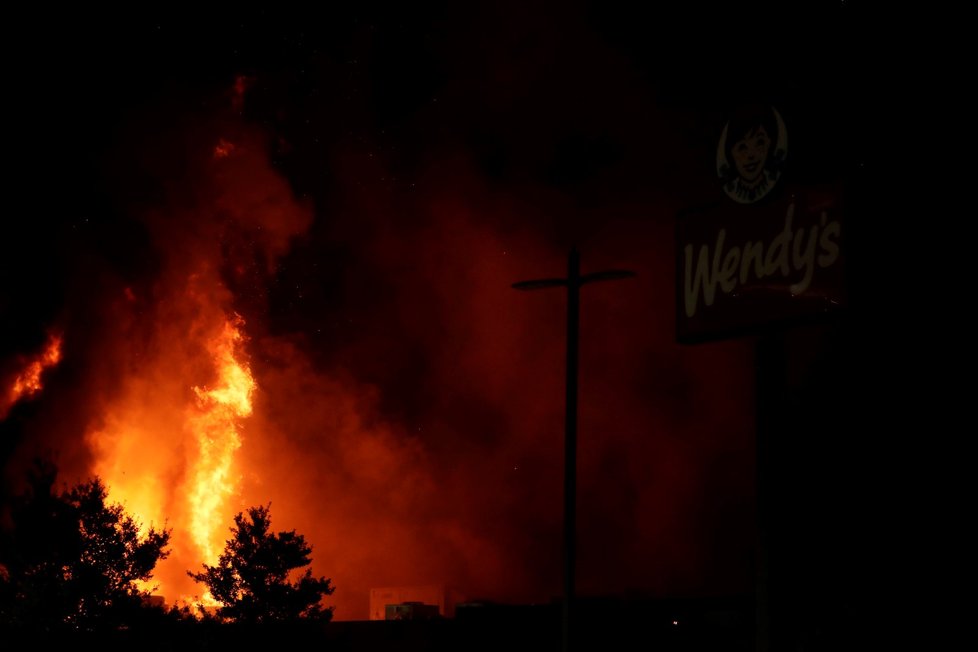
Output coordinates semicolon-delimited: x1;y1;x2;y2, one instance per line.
676;104;846;343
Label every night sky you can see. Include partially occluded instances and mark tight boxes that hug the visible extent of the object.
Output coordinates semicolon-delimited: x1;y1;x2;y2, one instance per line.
3;1;911;632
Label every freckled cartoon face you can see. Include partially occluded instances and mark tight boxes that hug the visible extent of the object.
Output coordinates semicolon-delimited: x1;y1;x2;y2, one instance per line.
731;126;771;183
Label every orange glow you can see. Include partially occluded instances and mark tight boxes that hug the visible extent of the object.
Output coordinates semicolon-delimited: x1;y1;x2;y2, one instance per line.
231;75;253;111
2;333;62;419
214;139;236;159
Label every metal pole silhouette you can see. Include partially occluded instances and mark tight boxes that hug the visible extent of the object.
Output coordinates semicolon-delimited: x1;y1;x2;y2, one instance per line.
512;247;635;652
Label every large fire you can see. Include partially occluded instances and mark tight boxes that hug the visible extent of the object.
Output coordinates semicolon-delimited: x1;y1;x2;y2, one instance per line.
79;123;318;609
77;130;273;608
87;304;256;607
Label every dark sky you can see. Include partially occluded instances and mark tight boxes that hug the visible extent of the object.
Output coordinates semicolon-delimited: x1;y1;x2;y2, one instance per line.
4;0;873;376
1;1;898;624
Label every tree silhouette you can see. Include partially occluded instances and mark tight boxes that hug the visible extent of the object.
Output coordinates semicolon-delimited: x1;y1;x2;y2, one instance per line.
187;504;334;624
0;458;171;632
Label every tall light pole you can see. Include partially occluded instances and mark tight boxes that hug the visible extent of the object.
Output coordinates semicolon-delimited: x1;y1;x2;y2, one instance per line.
512;247;635;652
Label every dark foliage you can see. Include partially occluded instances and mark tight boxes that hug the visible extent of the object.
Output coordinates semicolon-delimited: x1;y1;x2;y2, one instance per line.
0;458;171;632
188;504;334;624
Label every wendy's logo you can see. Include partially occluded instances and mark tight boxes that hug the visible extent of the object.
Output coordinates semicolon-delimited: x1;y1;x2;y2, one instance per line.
717;105;788;204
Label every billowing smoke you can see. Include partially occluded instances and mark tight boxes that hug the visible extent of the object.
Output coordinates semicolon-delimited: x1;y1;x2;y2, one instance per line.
1;4;757;620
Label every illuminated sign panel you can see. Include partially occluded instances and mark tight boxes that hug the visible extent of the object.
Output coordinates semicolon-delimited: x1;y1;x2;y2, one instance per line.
676;105;846;342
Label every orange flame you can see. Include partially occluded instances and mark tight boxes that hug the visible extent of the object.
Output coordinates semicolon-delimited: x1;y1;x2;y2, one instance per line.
187;316;255;564
83;114;316;610
2;333;62;419
88;308;255;608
